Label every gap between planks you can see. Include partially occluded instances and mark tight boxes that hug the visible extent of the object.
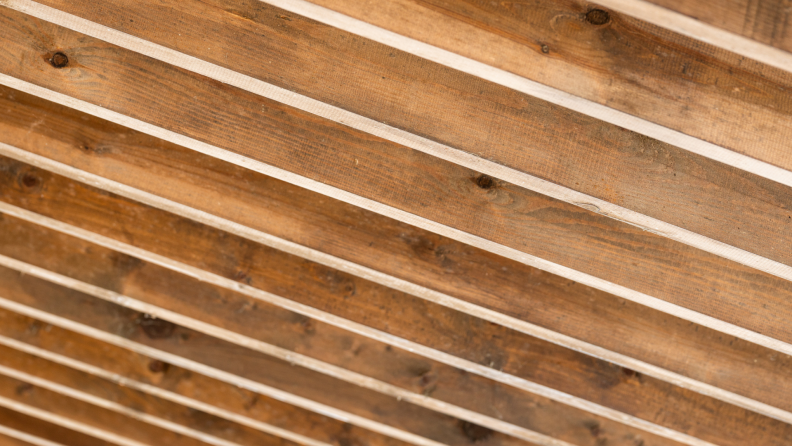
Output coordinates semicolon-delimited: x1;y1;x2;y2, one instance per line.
0;395;147;446
0;296;451;446
0;365;248;446
0;254;710;446
0;336;333;446
0;424;66;446
1;1;792;283
0;144;790;429
593;0;792;74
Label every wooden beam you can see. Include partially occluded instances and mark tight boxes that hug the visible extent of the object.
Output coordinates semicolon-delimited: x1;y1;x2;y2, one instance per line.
0;129;789;431
0;425;67;446
0;407;113;446
0;266;564;446
596;0;792;72
0;163;790;446
0;211;738;446
0;85;788;427
0;345;306;446
5;0;792;280
0;313;407;446
0;6;790;358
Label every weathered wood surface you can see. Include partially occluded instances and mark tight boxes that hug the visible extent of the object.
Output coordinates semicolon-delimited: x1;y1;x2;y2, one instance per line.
2;155;792;446
0;7;791;351
0;345;301;446
0;265;551;446
19;0;792;270
642;0;792;53
0;96;790;429
290;0;792;171
0;310;405;446
0;372;212;446
0;407;112;446
0;205;760;446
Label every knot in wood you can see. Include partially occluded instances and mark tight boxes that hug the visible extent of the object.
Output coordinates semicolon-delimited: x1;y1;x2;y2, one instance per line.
50;52;69;68
585;9;610;25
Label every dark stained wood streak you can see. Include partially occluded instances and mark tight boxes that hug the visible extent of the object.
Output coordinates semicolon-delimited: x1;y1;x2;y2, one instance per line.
0;310;408;446
1;157;791;445
0;373;213;446
0;406;115;446
0;10;790;353
0;345;303;446
19;0;792;275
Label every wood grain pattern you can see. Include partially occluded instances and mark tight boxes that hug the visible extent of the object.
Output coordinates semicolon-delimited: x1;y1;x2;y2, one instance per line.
0;206;740;446
644;0;792;52
0;407;112;446
292;0;792;171
0;10;791;349
1;153;791;445
0;345;300;446
0;373;209;446
26;0;792;271
0;87;791;429
0;263;549;446
0;310;406;446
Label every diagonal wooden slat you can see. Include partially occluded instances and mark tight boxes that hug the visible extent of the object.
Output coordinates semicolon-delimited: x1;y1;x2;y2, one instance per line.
0;86;788;430
7;0;792;280
0;407;115;446
0;5;790;358
0;425;66;446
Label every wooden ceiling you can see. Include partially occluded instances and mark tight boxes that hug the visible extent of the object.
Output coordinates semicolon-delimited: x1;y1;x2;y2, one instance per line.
0;0;790;445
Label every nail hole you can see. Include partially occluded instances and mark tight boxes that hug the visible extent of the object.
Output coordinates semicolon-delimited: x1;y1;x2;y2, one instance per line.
148;360;170;373
585;9;610;25
49;52;69;68
137;314;176;339
459;420;494;443
20;173;41;189
475;175;494;189
541;44;549;54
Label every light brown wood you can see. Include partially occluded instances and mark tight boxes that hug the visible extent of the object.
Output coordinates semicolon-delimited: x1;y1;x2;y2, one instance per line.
0;5;791;353
0;85;791;440
19;0;792;270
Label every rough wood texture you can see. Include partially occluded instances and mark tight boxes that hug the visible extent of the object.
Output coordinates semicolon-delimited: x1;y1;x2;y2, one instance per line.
0;92;790;429
299;0;792;171
27;0;792;269
0;265;546;446
0;7;791;348
0;407;112;446
1;155;792;445
645;0;792;53
0;345;298;446
0;206;751;446
0;373;212;446
0;309;405;446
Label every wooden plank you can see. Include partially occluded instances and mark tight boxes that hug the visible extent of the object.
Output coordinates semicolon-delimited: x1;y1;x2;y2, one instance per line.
10;0;792;278
0;162;790;446
0;7;790;355
0;313;406;446
0;10;790;354
0;259;690;446
287;0;792;171
598;0;792;72
0;408;113;446
0;264;557;446
0;211;736;446
0;108;789;433
0;373;218;446
0;346;302;446
0;425;66;446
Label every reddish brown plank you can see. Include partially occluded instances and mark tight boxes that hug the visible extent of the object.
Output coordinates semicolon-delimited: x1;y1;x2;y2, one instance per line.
0;407;113;446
